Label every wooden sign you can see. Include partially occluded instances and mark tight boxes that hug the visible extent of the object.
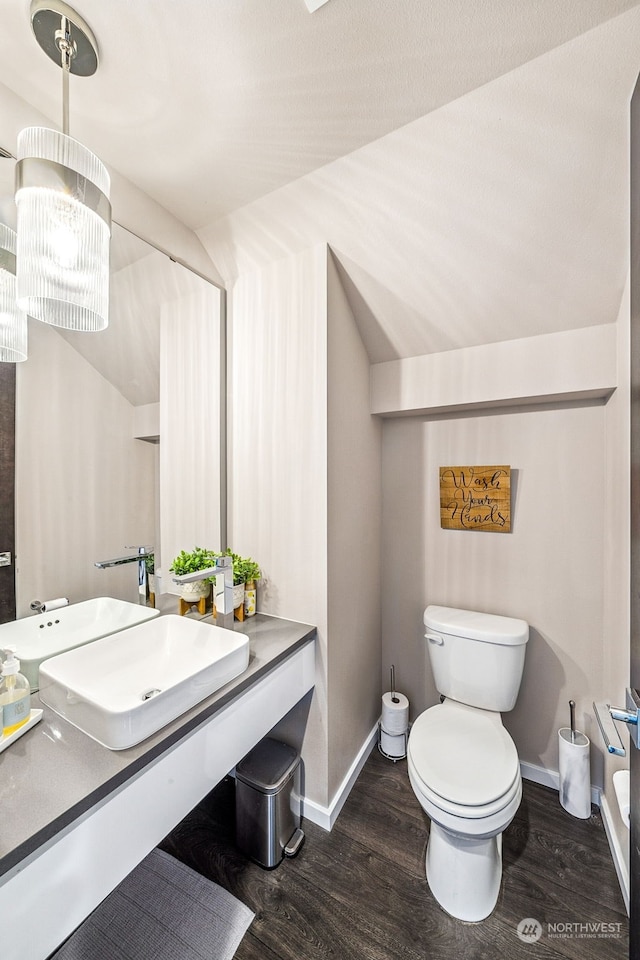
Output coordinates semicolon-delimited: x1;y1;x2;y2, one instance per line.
439;465;511;533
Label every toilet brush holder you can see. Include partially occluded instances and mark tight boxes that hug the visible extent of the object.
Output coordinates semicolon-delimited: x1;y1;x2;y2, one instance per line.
558;727;591;819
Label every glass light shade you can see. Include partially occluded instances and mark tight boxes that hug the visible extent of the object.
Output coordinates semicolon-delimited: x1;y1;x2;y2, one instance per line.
0;224;28;362
15;126;111;331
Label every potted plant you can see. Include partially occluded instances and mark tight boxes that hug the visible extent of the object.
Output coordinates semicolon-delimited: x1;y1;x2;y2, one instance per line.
169;547;219;602
236;555;261;586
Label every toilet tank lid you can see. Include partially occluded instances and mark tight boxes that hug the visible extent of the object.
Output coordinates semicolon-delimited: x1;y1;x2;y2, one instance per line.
424;605;529;646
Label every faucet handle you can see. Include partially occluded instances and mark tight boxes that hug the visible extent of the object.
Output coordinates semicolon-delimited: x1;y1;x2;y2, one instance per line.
126;546;154;555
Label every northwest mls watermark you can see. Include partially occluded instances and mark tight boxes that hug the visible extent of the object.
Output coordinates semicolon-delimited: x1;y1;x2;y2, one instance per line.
516;917;624;944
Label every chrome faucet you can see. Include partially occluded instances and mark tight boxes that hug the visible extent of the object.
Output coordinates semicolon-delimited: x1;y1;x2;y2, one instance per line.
95;546;153;605
171;555;235;628
212;556;234;615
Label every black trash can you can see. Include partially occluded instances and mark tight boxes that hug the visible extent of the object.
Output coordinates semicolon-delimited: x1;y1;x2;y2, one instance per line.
235;737;303;868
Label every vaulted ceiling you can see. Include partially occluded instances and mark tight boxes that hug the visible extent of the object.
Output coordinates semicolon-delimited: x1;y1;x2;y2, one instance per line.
0;0;637;229
0;0;639;382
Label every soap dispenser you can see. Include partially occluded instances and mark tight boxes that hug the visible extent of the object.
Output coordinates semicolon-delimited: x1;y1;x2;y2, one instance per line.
0;646;31;736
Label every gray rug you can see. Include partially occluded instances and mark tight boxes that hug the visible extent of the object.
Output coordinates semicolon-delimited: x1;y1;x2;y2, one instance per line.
51;848;254;960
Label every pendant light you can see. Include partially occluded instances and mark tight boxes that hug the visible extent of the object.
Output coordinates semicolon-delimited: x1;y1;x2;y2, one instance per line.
15;1;111;332
0;225;28;362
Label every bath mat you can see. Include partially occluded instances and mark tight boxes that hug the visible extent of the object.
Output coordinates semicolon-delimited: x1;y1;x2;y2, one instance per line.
50;848;254;960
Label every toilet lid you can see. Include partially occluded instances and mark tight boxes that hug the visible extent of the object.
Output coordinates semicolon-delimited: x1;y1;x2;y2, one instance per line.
408;703;519;807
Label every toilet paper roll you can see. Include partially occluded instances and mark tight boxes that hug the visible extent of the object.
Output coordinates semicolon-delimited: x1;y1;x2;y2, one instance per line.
558;727;591;819
41;597;69;613
613;769;630;829
380;728;407;759
381;691;409;736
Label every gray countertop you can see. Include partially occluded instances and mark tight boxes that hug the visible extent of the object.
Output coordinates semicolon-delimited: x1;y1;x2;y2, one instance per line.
0;602;316;881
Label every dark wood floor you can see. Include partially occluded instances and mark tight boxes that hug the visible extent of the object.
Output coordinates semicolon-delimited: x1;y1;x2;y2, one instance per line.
160;748;628;960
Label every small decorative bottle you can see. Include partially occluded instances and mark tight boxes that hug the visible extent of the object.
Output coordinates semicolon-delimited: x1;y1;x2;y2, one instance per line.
0;646;31;737
244;579;257;618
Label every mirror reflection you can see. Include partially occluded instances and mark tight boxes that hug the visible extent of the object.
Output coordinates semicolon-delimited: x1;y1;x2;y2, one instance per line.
0;161;223;619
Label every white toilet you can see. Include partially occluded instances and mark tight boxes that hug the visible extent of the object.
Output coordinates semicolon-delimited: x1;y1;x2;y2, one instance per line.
407;604;529;923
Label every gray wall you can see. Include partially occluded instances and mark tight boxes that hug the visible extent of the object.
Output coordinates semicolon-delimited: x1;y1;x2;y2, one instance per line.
381;403;607;781
228;243;382;809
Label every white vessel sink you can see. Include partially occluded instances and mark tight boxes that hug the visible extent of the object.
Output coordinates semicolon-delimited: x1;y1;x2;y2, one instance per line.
38;616;250;750
3;598;160;691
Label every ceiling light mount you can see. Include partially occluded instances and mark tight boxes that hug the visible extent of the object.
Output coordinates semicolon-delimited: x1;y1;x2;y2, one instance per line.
30;0;98;77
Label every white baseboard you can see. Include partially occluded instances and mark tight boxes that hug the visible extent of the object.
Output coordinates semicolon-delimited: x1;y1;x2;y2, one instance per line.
302;723;378;831
301;743;603;833
519;759;601;807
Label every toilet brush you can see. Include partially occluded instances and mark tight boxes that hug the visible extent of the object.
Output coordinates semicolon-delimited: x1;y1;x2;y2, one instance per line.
569;699;576;743
558;699;591;819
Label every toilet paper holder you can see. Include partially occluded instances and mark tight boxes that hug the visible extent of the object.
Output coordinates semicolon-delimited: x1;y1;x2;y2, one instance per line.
593;688;640;757
377;665;409;761
377;722;408;762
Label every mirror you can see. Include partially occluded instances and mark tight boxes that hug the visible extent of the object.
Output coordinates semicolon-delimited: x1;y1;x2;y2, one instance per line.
0;161;224;618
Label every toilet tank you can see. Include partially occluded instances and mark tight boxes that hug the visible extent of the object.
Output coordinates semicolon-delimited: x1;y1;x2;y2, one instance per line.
424;605;529;712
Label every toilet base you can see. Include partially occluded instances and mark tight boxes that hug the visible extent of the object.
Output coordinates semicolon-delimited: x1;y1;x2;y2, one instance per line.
426;822;503;922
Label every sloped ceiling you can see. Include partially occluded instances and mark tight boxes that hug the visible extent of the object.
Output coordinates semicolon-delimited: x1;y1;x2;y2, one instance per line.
0;0;639;374
0;0;637;229
199;7;640;361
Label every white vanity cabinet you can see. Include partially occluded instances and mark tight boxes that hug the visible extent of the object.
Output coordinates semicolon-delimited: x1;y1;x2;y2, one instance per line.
0;615;315;960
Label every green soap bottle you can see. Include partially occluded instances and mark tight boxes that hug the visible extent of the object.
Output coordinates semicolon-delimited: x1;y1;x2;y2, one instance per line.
0;646;31;737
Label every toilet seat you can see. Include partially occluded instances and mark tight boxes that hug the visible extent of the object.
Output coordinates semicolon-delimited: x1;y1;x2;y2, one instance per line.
408;700;520;818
